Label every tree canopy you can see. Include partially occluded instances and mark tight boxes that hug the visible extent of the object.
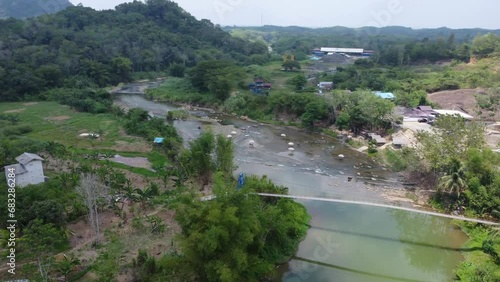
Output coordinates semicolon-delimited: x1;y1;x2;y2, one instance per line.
0;0;72;19
0;0;267;101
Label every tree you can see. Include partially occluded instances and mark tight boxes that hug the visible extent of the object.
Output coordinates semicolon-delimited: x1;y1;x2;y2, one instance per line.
111;57;133;83
76;174;109;245
416;115;485;171
23;219;68;281
54;255;81;281
174;174;310;281
439;159;467;198
335;111;350;130
169;63;185;77
471;33;500;58
208;75;233;101
25;200;66;227
215;134;234;178
282;60;301;71
187;131;215;185
301;101;329;128
289;74;307;91
189;60;245;101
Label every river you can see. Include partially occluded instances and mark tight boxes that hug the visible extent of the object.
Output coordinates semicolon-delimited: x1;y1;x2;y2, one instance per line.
114;93;468;282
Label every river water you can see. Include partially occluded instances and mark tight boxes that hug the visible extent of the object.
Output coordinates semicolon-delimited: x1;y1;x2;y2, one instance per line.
114;93;468;282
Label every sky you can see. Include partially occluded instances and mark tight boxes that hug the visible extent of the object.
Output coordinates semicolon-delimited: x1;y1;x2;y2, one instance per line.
69;0;500;30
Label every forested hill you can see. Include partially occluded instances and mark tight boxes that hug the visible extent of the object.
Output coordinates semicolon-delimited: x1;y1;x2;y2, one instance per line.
0;0;73;19
0;0;268;101
227;25;500;42
226;25;500;64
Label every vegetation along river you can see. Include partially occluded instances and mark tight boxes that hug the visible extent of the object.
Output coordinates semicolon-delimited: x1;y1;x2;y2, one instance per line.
115;92;468;282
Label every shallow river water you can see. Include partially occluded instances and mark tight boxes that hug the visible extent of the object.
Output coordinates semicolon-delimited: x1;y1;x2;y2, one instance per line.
115;93;467;282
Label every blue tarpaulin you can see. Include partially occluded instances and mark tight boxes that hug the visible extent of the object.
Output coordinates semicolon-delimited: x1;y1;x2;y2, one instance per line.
237;173;245;190
154;137;164;144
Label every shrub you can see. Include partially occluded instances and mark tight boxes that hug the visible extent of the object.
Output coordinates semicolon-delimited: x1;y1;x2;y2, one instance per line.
3;125;33;136
385;149;408;172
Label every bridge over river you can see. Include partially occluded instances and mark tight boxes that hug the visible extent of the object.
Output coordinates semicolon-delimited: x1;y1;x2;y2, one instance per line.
202;193;499;226
115;88;498;281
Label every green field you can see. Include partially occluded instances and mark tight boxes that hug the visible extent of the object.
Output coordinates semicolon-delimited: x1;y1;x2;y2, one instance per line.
0;101;149;152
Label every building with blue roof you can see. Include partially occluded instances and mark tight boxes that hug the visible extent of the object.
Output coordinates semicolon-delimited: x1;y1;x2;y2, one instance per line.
154;137;164;144
374;91;395;100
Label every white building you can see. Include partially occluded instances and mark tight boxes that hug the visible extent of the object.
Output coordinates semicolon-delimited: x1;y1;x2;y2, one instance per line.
317;82;334;90
4;153;45;187
433;110;474;120
320;47;364;54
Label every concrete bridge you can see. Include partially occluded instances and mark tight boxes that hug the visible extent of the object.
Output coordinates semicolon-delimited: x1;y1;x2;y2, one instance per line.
201;193;500;226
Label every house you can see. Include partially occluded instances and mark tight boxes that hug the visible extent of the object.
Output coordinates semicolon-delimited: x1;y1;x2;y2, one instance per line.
433;110;474;120
416;106;433;112
403;106;437;120
374;91;395;100
393;136;409;149
4;153;45;188
317;82;333;91
154;137;164;145
368;133;387;146
319;47;364;55
249;77;271;95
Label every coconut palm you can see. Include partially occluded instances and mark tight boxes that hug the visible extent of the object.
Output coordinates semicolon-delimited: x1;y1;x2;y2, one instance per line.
439;159;467;198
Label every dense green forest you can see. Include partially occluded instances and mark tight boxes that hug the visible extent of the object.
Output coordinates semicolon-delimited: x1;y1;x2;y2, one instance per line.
0;0;268;101
0;0;72;19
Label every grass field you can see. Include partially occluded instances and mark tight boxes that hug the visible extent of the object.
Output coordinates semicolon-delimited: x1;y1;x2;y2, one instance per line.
0;101;150;152
455;222;500;281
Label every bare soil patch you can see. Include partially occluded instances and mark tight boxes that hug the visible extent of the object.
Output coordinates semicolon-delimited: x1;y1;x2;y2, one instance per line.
46;115;71;121
112;140;152;153
67;211;120;250
109;155;152;170
428;89;479;113
428;88;499;120
3;108;25;113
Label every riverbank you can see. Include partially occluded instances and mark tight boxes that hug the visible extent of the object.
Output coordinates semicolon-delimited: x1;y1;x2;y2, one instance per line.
454;222;500;281
112;87;498;281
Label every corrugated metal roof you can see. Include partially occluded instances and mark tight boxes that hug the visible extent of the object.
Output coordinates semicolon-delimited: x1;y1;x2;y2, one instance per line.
15;152;43;165
393;137;409;146
417;106;433;111
320;47;364;53
433;110;474;120
154;137;164;144
374;91;395;99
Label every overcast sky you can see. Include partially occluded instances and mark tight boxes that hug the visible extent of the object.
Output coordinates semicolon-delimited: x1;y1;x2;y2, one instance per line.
69;0;500;29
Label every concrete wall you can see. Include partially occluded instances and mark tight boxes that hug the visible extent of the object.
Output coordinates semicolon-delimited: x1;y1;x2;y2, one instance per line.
16;161;45;187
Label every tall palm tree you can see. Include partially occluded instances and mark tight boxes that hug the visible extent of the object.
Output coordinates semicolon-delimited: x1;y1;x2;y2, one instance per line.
439;159;467;198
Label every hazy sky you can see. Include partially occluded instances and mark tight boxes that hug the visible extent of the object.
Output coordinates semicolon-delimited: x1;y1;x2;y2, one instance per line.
69;0;500;29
